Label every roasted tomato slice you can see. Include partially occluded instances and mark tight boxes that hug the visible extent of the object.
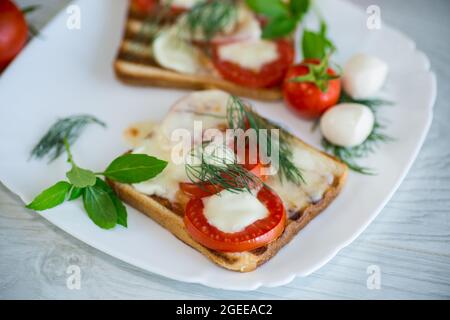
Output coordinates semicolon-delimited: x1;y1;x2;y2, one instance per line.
131;0;157;13
179;182;223;198
179;161;266;198
184;187;286;252
180;145;268;198
211;39;294;88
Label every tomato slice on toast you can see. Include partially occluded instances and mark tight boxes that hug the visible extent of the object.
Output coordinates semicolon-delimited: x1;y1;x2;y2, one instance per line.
212;39;294;88
184;187;286;252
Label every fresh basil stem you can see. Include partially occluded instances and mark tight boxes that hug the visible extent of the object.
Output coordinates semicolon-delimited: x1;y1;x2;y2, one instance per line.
28;137;168;229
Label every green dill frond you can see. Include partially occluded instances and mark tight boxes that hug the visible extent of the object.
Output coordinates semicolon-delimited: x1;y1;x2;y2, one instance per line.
185;144;262;194
30;115;106;163
182;0;238;41
319;90;394;174
227;96;304;185
322;120;394;175
339;91;393;112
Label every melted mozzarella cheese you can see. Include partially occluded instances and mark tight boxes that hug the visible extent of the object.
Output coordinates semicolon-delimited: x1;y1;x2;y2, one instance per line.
153;28;203;74
161;0;202;9
212;5;262;44
218;40;278;71
266;142;340;212
176;4;261;44
320;103;375;148
132;90;231;201
203;190;268;233
130;90;344;215
343;53;389;99
132;138;189;202
160;90;229;143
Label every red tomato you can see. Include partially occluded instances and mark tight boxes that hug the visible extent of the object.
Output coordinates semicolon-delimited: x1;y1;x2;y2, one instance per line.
283;59;341;119
131;0;157;13
179;163;267;198
179;182;223;198
169;5;189;15
184;186;286;252
0;0;28;71
212;39;294;88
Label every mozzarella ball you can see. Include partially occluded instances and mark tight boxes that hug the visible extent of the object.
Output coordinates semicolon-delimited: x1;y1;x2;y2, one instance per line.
320;103;375;148
342;54;389;99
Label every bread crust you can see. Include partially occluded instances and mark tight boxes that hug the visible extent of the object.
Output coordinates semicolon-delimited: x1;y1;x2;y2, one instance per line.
107;156;347;272
114;61;283;101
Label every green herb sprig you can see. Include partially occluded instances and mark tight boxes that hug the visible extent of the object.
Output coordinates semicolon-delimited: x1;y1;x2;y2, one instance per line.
302;20;336;60
185;144;262;194
30;115;106;163
182;0;238;41
21;4;41;38
246;0;310;39
338;91;394;112
27;118;168;229
27;140;167;229
227;96;304;185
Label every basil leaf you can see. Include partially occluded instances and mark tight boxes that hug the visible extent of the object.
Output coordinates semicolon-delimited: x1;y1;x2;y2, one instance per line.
83;185;117;229
66;165;96;188
290;0;310;19
95;178;127;228
68;186;83;201
302;21;336;59
262;17;297;39
302;29;327;59
103;154;168;184
26;181;72;211
246;0;290;18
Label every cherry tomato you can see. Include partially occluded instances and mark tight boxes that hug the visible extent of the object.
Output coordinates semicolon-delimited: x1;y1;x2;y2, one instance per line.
184;186;286;252
283;59;341;119
0;0;28;71
131;0;157;13
212;39;294;88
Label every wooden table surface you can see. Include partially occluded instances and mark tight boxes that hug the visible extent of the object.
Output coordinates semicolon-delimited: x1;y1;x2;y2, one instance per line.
1;0;449;299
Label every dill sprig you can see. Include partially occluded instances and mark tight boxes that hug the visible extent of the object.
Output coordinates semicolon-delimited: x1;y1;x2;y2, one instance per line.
182;0;238;41
30;115;106;163
185;143;262;194
322;94;394;174
322;122;393;174
339;91;393;112
227;96;305;185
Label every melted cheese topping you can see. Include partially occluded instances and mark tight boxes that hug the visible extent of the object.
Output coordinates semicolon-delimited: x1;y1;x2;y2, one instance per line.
266;143;339;213
131;90;230;201
130;90;343;214
218;40;278;71
132;138;189;202
153;28;203;74
161;0;202;9
203;190;268;233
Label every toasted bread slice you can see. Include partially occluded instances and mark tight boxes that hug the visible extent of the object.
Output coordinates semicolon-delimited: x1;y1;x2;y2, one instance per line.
114;5;284;101
107;115;348;272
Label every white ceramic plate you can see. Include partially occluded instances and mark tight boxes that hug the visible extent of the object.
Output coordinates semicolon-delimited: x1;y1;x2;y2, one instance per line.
0;0;436;290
